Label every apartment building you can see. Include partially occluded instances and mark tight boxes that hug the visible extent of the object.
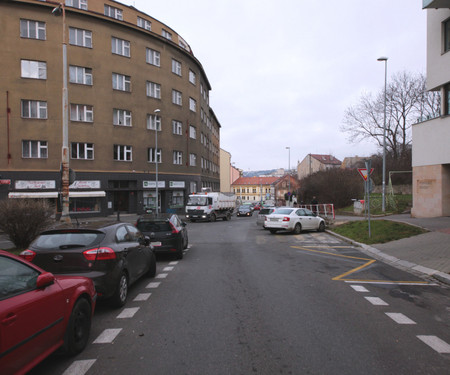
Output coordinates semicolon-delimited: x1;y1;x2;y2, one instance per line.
297;154;342;180
0;0;221;216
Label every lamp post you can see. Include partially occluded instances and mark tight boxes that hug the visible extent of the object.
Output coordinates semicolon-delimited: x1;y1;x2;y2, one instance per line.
377;57;388;213
154;109;160;215
52;3;70;223
286;146;290;206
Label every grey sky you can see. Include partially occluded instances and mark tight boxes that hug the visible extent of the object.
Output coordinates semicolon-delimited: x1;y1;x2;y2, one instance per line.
124;0;427;171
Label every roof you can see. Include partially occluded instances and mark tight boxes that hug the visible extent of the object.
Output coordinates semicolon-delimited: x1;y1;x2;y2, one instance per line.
310;154;342;166
231;176;280;186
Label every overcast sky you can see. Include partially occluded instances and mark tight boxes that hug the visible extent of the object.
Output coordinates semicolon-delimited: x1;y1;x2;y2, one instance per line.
123;0;427;172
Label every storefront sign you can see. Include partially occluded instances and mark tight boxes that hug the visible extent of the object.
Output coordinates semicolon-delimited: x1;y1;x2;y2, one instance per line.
0;179;11;185
70;180;101;189
143;181;166;188
169;181;185;188
15;180;55;189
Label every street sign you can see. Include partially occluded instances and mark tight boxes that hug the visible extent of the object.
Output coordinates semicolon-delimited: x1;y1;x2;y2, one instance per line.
357;168;374;181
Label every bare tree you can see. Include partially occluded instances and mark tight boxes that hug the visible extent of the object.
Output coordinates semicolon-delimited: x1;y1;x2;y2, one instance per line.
341;71;440;160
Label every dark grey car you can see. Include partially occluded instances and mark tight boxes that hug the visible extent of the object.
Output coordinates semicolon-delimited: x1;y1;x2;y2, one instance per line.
257;207;276;227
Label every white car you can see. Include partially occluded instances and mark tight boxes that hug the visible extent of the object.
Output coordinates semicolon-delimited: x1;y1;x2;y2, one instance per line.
264;207;325;234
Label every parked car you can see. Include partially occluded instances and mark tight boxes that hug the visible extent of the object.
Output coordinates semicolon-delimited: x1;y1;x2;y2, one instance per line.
253;203;261;210
0;250;96;375
136;213;188;260
264;207;326;234
237;205;253;217
20;221;156;307
256;207;276;227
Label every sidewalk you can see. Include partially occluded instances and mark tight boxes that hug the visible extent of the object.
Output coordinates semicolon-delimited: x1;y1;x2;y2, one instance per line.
330;214;450;285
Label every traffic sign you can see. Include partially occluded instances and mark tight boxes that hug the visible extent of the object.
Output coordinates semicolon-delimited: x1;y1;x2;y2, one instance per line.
357;168;374;181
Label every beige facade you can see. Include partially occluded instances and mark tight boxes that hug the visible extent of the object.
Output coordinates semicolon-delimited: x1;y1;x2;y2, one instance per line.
219;148;231;192
297;154;341;180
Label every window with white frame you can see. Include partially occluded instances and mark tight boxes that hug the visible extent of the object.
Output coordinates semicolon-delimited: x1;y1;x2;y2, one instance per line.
71;142;93;159
22;140;47;158
114;144;132;161
190;153;196;166
146;48;160;66
172;120;182;135
172;90;182;106
113;109;132;126
69;27;92;48
112;73;131;91
137;16;151;31
20;19;46;40
173;151;182;165
172;59;182;76
189;125;196;139
69;65;92;85
162;29;172;40
65;0;88;10
104;5;123;20
111;37;130;57
146;81;161;99
189;70;196;85
147;114;161;131
21;100;47;119
70;104;93;122
189;97;196;112
148;147;161;163
21;60;46;80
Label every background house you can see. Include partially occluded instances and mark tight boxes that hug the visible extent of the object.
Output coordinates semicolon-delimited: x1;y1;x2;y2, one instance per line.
297;154;342;180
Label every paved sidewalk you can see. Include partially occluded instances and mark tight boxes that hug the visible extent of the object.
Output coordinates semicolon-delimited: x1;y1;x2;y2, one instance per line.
331;214;450;285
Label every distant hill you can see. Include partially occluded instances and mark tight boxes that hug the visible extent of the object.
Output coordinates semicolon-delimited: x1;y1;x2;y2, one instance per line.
243;170;277;177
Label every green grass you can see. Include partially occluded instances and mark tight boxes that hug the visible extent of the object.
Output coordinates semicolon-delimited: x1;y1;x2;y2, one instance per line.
331;219;427;245
336;194;412;216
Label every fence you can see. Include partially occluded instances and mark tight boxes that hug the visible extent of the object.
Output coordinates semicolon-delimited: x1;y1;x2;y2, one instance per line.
298;204;335;220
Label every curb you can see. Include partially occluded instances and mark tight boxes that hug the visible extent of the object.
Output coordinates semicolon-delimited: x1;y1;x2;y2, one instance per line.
325;229;450;286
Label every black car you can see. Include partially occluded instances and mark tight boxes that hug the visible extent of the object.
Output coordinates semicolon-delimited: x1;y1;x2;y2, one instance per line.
136;213;188;260
20;222;156;307
237;205;253;217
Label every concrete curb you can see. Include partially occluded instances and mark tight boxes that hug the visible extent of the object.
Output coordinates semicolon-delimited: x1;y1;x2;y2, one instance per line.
325;229;450;286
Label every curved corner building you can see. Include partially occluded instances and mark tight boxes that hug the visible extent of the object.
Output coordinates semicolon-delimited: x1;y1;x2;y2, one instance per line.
0;0;221;216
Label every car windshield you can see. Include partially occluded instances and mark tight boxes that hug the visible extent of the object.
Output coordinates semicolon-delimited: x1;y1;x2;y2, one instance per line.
33;230;104;249
137;221;171;232
274;208;294;215
187;196;208;206
239;206;250;210
259;208;273;215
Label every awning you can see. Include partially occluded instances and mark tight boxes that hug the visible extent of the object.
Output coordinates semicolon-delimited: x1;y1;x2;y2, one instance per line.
8;191;106;198
69;191;106;198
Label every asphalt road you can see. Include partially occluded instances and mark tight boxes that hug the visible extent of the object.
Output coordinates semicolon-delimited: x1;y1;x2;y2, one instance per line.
29;214;450;374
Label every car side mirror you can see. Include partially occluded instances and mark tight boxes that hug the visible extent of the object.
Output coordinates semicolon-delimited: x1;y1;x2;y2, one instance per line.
36;272;55;289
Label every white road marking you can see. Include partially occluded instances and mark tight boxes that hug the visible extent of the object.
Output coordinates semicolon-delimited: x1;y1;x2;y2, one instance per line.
156;273;168;279
163;266;174;271
385;312;416;324
117;307;140;319
62;359;96;375
417;335;450;353
350;285;369;292
365;297;389;306
345;280;437;286
169;261;179;265
93;328;122;344
146;281;161;288
134;293;151;301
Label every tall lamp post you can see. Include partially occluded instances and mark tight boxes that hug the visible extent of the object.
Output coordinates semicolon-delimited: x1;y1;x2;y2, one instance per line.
286;146;290;206
154;109;160;215
52;3;70;223
377;57;388;213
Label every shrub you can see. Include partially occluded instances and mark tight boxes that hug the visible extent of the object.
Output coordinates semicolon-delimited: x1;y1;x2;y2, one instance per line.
0;199;55;249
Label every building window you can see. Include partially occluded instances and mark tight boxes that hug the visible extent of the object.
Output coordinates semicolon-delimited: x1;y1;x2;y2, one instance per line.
112;73;131;91
189;70;196;85
162;29;172;40
137;16;151;30
172;59;182;76
69;27;92;48
70;104;93;122
147;114;161;131
20;19;46;40
190;153;196;166
146;48;160;66
172;90;182;106
22;140;47;158
189;125;196;139
65;0;88;10
21;60;46;79
173;151;183;165
172;120;182;135
146;81;161;99
114;144;132;161
189;97;197;112
445;18;450;53
21;100;47;119
111;37;130;57
69;65;92;85
71;142;93;159
104;5;123;20
113;109;132;126
148;148;161;163
445;83;450;115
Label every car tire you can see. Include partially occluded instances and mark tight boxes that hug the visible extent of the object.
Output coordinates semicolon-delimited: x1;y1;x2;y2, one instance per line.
176;248;184;260
111;272;128;307
64;298;91;356
183;235;189;249
210;213;216;222
293;223;302;234
318;221;325;232
269;229;277;234
147;251;157;277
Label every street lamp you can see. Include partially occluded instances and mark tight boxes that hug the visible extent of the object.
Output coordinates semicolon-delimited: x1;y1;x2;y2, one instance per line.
377;56;388;213
52;2;70;223
154;109;160;215
286;146;290;206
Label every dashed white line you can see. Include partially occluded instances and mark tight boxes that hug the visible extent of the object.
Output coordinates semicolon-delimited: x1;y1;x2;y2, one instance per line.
62;359;96;375
163;266;174;271
417;335;450;354
117;307;140;319
156;273;168;279
350;285;369;292
365;297;389;306
93;328;122;344
169;261;179;265
134;293;151;301
146;281;161;288
385;312;416;325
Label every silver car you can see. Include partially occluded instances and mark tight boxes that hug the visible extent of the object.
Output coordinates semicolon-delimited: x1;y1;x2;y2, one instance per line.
264;207;325;234
257;207;276;227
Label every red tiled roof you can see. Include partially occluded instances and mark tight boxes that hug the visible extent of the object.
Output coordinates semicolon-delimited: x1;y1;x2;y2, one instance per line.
231;176;280;186
310;154;341;165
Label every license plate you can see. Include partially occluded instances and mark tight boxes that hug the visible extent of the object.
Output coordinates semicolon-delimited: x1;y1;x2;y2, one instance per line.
270;218;279;221
151;242;162;247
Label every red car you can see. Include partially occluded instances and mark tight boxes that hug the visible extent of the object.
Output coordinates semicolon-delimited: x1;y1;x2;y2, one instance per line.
0;250;96;375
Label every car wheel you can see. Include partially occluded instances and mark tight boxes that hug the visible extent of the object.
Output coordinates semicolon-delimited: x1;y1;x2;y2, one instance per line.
183;235;189;249
190;219;196;223
146;251;156;277
64;298;91;356
176;248;184;260
269;229;277;234
293;223;302;234
318;221;325;232
111;272;128;307
210;213;216;222
226;212;231;221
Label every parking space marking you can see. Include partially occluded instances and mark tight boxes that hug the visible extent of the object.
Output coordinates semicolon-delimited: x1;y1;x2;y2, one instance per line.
146;281;161;288
156;273;168;279
350;285;369;292
365;297;389;306
385;313;416;324
417;335;450;354
62;359;96;375
134;293;151;301
163;266;174;271
93;328;122;344
117;307;140;319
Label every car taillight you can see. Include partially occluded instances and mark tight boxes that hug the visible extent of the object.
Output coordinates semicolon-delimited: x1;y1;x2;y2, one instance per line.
169;222;179;234
283;217;290;222
20;249;36;262
83;247;116;261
